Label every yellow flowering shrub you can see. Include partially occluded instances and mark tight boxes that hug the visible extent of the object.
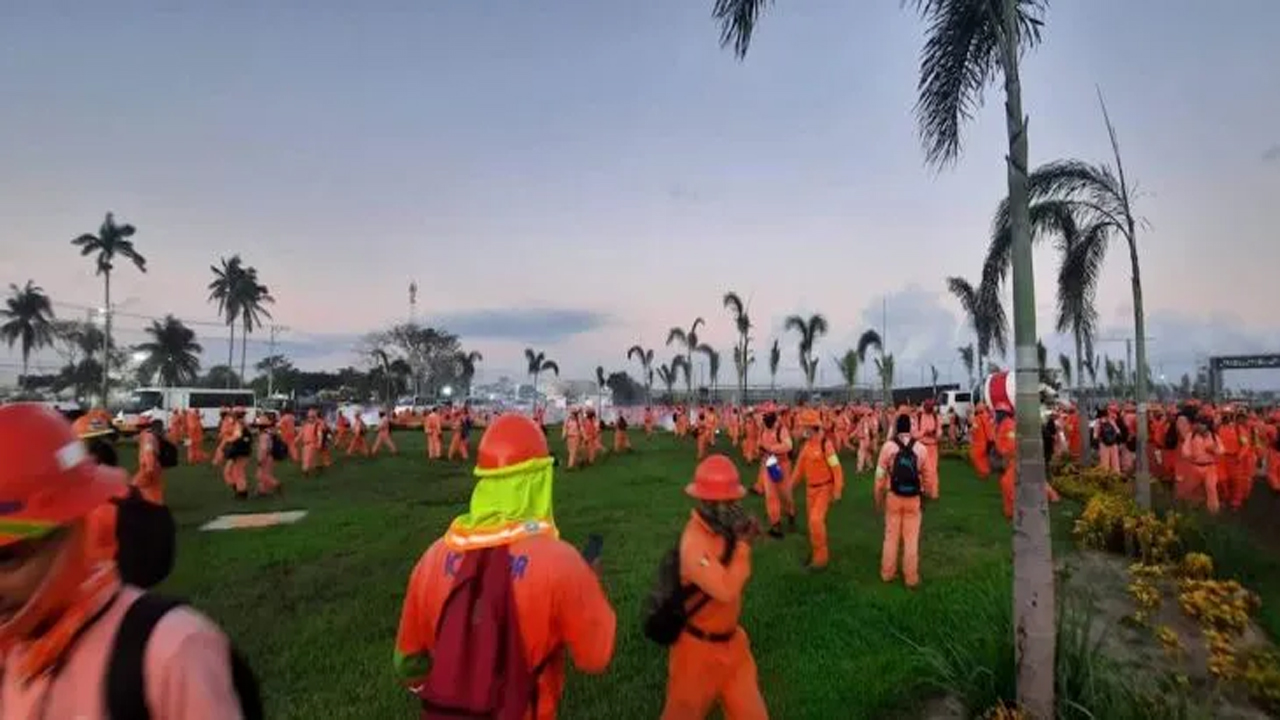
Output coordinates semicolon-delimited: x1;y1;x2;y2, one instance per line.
1155;624;1183;659
1177;552;1214;580
1073;494;1135;553
1178;579;1260;635
1241;651;1280;712
1123;511;1183;565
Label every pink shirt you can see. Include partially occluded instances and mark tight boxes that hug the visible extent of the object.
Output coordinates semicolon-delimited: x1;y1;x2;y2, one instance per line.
1;586;245;719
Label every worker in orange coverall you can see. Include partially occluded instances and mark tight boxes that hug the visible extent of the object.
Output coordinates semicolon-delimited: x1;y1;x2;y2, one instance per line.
394;414;617;719
787;409;844;570
969;403;993;479
915;400;942;496
995;407;1018;519
757;404;795;537
661;454;767;720
874;414;936;588
1180;416;1222;514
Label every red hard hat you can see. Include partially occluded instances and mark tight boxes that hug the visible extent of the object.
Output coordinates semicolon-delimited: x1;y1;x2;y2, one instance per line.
685;454;746;502
476;414;550;471
0;404;126;546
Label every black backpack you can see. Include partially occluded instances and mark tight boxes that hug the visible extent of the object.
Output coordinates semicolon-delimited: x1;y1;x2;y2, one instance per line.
1100;422;1118;446
270;435;288;461
1164;423;1180;451
890;439;922;498
106;593;263;720
642;532;735;646
113;488;177;589
156;437;178;469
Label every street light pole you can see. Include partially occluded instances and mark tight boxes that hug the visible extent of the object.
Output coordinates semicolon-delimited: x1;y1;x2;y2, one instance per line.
267;324;289;397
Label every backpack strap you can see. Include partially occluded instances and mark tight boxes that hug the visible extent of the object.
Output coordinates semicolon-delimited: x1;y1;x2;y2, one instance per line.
106;594;187;720
679;530;738;623
106;593;265;720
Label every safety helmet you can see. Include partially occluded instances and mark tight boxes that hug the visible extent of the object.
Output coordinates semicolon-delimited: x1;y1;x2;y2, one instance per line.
685;454;746;502
476;414;550;471
71;413;114;440
0;404;126;546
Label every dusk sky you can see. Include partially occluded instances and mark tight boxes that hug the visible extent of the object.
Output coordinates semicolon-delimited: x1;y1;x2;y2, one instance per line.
3;1;1278;389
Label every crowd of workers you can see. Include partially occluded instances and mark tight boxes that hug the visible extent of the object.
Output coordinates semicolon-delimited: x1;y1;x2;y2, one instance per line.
3;391;1277;718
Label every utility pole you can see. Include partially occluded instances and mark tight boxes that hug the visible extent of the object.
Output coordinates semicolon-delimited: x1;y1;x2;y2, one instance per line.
267;325;289;398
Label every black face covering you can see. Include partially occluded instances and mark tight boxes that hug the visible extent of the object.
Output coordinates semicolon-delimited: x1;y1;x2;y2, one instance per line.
762;413;777;429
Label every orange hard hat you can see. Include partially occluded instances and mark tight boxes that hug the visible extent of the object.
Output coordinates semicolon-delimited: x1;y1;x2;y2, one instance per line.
685;454;746;502
0;404;126;546
71;413;114;439
476;414;549;471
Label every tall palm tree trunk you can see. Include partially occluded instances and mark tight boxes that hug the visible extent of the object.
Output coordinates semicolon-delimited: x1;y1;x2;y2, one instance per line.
226;325;235;389
1000;0;1055;715
101;270;112;405
240;324;248;388
1129;232;1151;509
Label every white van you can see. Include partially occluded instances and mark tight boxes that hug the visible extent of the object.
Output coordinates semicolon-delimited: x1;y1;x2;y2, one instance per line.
119;387;257;431
937;389;973;427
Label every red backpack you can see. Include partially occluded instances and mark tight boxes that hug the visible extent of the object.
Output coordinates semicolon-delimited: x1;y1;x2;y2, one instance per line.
418;544;557;720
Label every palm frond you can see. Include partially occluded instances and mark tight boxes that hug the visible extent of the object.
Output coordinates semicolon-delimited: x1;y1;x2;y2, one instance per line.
856;329;883;361
542;360;560;377
666;327;687;347
713;0;774;59
906;0;1045;167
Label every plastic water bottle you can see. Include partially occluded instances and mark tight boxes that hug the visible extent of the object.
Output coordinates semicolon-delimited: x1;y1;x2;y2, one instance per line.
766;454;784;482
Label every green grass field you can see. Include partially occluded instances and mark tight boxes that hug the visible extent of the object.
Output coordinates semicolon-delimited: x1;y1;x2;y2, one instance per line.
143;431;1073;718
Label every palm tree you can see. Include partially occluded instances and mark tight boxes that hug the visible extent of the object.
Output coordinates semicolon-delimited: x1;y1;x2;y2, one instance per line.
1;281;57;385
135;315;203;387
524;349;560;403
656;363;678;401
767;339;781;398
671;355;692;399
896;1;1059;695
945;272;1009;380
856;329;884;400
875;354;896;402
834;350;859;401
1058;354;1071;389
455;350;483;393
234;265;274;384
1024;97;1152;508
732;345;755;402
984;191;1103;437
665;318;705;402
723;291;752;401
958;344;976;389
595;366;607;409
208;255;245;386
930;364;940;395
626;344;656;403
72;212;146;402
698;345;721;399
784;313;828;392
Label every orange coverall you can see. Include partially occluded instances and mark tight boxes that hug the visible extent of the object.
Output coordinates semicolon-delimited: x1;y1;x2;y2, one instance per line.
915;411;941;496
661;512;766;720
875;436;936;587
996;415;1018;519
758;426;794;528
132;428;165;505
1179;431;1221;514
372;415;398;456
425;411;443;459
788;434;844;569
969;408;992;479
395;534;617;720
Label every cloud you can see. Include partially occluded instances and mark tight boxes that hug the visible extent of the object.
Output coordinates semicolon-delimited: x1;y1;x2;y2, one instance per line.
428;308;610;344
1264;145;1280;163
